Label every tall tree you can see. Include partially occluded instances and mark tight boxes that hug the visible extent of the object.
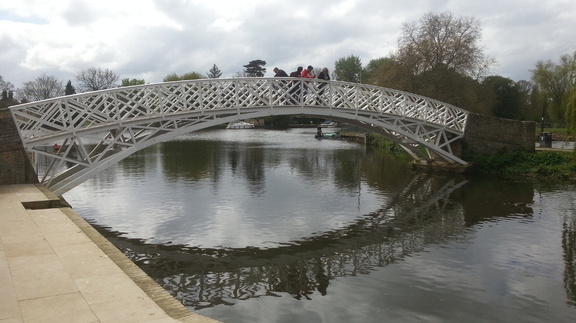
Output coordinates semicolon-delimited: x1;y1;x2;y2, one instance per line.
207;64;223;79
334;55;363;82
483;76;523;119
17;73;64;102
163;72;204;82
394;11;494;79
0;75;15;92
363;57;389;85
121;78;146;86
531;52;576;125
516;80;540;121
65;80;76;95
75;67;119;92
243;60;266;77
416;65;494;115
566;85;576;137
364;57;413;90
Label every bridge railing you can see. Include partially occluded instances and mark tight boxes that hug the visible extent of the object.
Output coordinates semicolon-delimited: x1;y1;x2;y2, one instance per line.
10;78;468;146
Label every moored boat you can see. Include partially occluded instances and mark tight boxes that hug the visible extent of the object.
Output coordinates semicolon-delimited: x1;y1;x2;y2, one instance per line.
226;121;255;129
320;120;337;128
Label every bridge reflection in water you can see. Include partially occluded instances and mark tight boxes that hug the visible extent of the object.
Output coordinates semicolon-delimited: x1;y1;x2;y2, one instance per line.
82;173;576;312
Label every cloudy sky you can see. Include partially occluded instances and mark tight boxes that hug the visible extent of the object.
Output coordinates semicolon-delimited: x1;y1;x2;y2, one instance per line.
1;0;574;88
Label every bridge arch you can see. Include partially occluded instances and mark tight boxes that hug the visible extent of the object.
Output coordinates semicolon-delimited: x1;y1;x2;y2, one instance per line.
10;77;469;195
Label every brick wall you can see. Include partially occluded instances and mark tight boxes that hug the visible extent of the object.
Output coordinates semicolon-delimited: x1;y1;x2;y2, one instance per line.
462;112;535;155
0;94;38;184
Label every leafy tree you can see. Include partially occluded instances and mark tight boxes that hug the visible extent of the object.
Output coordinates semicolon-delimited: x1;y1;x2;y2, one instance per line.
394;11;494;79
334;55;362;82
207;64;222;78
0;75;15;92
243;59;266;77
65;80;76;95
75;67;120;92
17;73;64;102
566;85;576;137
482;76;522;119
416;65;494;115
163;72;204;82
121;78;146;86
516;80;540;121
366;12;499;115
531;52;576;125
364;57;413;90
363;57;389;85
367;57;492;115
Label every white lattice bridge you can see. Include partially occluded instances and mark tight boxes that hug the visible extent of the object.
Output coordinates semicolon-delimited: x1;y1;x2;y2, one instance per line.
10;77;469;195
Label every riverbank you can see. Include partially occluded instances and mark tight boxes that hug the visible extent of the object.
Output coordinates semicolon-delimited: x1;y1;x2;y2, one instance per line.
367;131;576;180
0;183;220;323
465;149;576;180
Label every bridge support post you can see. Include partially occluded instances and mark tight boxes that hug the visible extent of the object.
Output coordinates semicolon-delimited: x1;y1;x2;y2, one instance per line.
0;91;38;185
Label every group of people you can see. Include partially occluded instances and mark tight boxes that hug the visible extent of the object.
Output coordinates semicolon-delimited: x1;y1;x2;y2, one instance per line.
273;65;330;104
273;65;330;82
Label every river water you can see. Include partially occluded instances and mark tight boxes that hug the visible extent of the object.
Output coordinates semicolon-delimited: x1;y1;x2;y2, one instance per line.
62;128;576;323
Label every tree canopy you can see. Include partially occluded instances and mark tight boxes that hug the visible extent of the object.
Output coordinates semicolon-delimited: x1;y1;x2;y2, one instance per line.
163;72;204;82
0;75;15;92
566;85;576;136
357;12;501;116
483;76;523;119
75;67;119;92
395;11;494;79
334;55;362;82
531;52;576;125
121;78;146;86
65;80;76;95
17;73;64;102
207;64;222;79
243;59;266;77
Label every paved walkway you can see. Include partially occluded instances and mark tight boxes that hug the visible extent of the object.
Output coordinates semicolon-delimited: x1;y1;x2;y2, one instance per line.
0;184;220;323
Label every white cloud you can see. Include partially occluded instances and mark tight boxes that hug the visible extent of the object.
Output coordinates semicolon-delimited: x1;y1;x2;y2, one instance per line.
1;0;575;87
208;18;244;32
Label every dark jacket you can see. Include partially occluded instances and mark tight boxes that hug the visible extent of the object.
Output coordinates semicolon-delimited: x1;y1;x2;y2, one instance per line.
274;69;288;77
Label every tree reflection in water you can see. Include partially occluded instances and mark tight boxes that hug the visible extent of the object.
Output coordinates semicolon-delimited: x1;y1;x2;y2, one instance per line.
563;218;576;306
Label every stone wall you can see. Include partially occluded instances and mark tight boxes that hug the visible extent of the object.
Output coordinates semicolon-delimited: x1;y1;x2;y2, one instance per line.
462;112;535;155
0;91;38;184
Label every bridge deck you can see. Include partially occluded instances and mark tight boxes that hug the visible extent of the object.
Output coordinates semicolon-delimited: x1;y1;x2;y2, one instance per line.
10;78;470;194
0;184;219;323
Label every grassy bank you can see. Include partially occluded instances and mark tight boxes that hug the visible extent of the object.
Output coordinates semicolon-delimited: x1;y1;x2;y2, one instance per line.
538;128;574;141
466;150;576;180
370;133;576;180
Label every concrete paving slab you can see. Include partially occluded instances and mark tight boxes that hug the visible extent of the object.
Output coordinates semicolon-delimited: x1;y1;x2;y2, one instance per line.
0;184;221;323
19;293;99;323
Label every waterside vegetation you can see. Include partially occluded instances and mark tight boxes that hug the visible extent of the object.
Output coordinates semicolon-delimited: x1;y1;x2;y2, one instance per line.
465;150;576;180
370;133;576;180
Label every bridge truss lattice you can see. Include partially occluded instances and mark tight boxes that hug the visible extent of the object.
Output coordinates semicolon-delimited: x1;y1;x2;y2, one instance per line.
10;77;469;195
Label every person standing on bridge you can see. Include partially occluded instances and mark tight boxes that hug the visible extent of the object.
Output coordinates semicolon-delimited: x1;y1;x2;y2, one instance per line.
289;66;303;104
301;65;315;79
316;67;330;104
273;67;289;103
300;65;315;100
273;67;288;77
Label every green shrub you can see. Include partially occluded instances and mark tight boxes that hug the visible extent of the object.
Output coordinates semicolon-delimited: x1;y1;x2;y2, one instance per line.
467;150;576;179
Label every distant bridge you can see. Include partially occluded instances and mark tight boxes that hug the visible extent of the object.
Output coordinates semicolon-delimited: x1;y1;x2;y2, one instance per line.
10;77;469;195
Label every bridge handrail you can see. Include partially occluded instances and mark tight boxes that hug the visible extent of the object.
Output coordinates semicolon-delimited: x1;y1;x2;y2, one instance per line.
10;77;468;145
